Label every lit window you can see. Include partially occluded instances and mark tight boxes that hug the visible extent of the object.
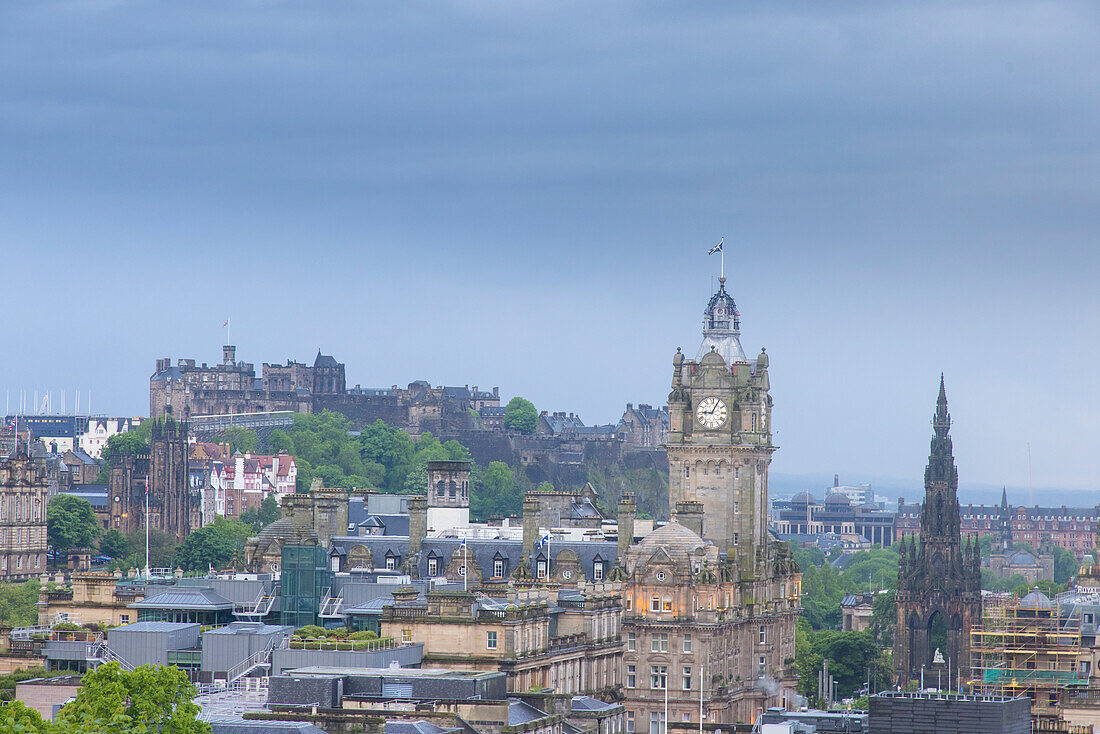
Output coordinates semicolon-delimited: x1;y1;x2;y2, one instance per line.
402;629;412;643
663;598;672;612
487;631;497;650
625;597;632;611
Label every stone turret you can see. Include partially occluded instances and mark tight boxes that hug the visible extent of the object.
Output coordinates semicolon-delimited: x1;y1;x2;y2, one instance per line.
522;495;540;562
617;493;637;565
408;496;428;577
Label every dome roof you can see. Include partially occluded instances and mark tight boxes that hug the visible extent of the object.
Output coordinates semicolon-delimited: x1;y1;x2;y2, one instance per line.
255;518;319;551
825;492;851;506
1019;588;1053;609
791;491;818;505
624;521;709;575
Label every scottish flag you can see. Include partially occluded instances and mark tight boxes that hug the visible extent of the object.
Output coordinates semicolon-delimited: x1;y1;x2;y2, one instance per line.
536;533;550;550
708;238;724;255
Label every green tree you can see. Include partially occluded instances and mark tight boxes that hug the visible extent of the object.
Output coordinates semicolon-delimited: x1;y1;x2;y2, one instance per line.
219;427;258;454
1054;546;1080;585
47;495;101;561
174;517;254;572
53;662;209;734
792;546;826;572
869;590;897;647
0;579;42;626
795;629;891;700
800;563;858;630
100;427;151;466
472;461;520;520
99;529;128;559
268;429;295;454
114;528;178;572
0;699;47;734
503;397;537;434
240;494;281;530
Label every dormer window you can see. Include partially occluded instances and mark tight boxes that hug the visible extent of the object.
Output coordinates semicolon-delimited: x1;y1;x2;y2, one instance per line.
385;553;399;570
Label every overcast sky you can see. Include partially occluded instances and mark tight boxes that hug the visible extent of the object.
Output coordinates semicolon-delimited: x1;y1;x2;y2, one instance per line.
1;1;1098;493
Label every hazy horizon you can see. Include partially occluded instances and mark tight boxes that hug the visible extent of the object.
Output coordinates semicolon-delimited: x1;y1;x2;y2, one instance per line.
2;2;1098;489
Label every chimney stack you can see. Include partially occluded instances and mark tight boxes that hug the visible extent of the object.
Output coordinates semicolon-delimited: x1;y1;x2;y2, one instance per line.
675;500;705;538
409;496;427;557
617;493;637;565
522;494;540;562
834;474;839;488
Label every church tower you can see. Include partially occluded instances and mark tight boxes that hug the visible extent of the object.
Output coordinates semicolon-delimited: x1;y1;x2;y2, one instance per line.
665;275;776;573
895;377;982;684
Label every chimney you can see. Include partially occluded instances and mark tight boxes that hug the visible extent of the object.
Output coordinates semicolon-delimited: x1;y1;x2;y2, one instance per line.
523;494;541;561
223;345;236;365
834;474;839;488
617;493;637;564
675;500;705;538
408;496;428;567
493;387;499;398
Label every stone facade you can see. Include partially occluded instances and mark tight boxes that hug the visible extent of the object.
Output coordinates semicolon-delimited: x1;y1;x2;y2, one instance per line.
620;277;801;731
108;418;196;542
895;378;982;685
0;445;49;580
380;587;623;696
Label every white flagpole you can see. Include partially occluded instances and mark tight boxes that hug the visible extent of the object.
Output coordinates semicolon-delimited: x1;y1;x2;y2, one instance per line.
664;670;669;734
463;541;468;592
699;660;704;734
145;478;151;578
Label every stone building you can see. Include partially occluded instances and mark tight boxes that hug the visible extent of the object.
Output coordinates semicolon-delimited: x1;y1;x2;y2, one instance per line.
988;547;1054;583
617;403;669;449
380;586;623;695
108;418;196;542
0;443;49;579
619;276;801;730
894;378;982;685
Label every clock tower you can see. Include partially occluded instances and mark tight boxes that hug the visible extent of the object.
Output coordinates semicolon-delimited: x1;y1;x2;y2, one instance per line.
666;275;775;573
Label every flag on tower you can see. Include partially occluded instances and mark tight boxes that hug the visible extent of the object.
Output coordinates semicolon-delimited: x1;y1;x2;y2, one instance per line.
537;533;550;550
708;238;724;255
222;318;229;328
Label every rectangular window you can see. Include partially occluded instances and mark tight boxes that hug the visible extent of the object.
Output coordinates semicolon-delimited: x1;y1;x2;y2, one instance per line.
625;597;632;611
683;634;692;653
120;614;130;623
734;501;739;515
494;559;505;578
663;598;672;612
626;664;636;688
626;712;635;732
594;561;604;581
651;665;667;689
651;633;668;652
759;625;767;644
651;596;661;612
487;631;497;650
386;556;397;570
402;629;412;643
758;656;766;675
428;558;439;576
683;666;692;690
537;560;547;579
649;711;666;734
627;631;636;651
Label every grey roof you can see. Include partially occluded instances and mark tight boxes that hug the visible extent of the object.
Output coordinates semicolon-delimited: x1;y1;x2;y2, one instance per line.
210;720;328;734
386;721;457;734
61;487;108;510
508;700;550;726
442;386;471;399
330;534;618;583
151;365;183;381
1020;588;1053;609
369;514;410;536
204;622;293;637
314;352;339;368
479;406;506;417
571;696;619;712
129;586;233;610
109;621;199;633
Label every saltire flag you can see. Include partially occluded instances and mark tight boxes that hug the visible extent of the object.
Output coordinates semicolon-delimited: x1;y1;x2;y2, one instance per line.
460;537;467;548
708;238;724;255
536;533;550;550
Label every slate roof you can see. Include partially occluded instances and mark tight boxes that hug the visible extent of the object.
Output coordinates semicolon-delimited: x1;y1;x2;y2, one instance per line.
151;365;183;381
366;514;410;536
508;700;551;726
571;695;620;712
330;534;619;583
61;487;108;510
479;406;506;417
314;352;340;368
210;720;328;734
385;721;457;734
130;586;234;611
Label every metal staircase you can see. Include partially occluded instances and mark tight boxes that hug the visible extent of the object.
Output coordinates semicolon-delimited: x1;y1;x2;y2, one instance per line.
88;636;135;672
233;582;277;619
318;588;344;619
225;645;272;683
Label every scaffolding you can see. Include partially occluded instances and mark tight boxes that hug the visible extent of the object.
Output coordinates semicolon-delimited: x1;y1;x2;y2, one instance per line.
971;590;1088;726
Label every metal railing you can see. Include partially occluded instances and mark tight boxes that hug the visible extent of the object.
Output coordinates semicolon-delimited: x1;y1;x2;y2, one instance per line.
88;638;135;672
10;625;54;640
225;646;272;683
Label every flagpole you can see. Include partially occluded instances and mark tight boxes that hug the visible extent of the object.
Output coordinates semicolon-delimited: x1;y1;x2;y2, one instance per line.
463;540;468;592
145;478;151;579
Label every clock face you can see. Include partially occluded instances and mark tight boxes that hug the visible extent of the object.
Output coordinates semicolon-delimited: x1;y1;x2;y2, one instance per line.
696;396;727;429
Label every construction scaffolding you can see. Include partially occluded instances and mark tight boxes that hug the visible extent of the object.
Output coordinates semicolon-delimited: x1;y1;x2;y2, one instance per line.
970;589;1089;727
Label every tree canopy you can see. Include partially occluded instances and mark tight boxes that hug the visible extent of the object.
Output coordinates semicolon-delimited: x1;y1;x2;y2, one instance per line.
240;494;281;530
471;461;520;520
174;517;254;572
53;662;209;734
47;495;101;555
503;397;537;434
0;579;42;627
795;626;892;702
99;529;127;559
